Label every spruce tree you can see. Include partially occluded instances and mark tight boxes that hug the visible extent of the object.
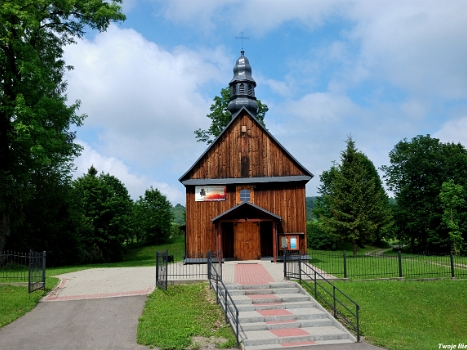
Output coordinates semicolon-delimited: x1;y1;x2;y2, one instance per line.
320;137;392;256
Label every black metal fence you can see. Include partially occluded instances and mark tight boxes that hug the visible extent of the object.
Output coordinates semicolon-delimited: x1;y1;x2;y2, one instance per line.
284;252;360;342
309;250;467;280
207;252;239;347
0;250;46;293
156;250;168;290
155;250;222;285
28;250;46;293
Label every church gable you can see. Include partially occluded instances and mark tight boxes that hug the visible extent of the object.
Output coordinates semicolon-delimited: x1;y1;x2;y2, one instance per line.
180;109;312;182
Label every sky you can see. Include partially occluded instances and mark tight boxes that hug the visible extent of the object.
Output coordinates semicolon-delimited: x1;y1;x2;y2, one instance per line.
64;0;467;205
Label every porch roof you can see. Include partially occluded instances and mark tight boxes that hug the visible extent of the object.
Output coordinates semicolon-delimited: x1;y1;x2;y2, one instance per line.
211;201;281;224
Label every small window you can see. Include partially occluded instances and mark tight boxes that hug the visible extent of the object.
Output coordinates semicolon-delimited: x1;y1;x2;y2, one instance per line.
239;189;250;202
239;83;245;94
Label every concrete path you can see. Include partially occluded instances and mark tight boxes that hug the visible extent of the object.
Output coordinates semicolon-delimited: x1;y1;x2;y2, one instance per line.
0;262;384;350
43;267;155;302
0;296;150;350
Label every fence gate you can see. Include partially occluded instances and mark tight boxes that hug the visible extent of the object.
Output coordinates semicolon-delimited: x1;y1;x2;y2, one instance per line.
28;250;46;293
156;250;168;290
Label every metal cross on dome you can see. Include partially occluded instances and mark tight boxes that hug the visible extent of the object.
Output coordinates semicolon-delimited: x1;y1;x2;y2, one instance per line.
235;31;249;50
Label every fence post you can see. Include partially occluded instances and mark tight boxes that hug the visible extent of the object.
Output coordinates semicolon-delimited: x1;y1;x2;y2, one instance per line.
398;251;403;278
224;288;228;322
298;252;302;284
343;250;347;278
28;250;31;292
333;286;337;318
207;251;211;281
356;305;360;342
220;253;223;281
314;270;317;298
450;251;455;278
42;251;46;286
298;253;302;283
155;251;159;283
283;249;287;279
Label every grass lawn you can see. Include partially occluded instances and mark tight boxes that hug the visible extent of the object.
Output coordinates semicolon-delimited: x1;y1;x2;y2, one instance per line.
137;282;236;350
5;239;466;350
334;279;467;350
0;237;185;329
309;248;467;280
0;275;60;328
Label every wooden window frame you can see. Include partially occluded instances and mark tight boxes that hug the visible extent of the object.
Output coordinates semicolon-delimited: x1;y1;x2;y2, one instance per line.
236;185;254;204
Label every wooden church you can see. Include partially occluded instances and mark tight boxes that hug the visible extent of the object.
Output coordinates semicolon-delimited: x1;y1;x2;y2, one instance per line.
179;51;313;262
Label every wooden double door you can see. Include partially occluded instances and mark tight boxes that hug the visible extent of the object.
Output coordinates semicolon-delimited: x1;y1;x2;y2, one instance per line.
234;222;260;260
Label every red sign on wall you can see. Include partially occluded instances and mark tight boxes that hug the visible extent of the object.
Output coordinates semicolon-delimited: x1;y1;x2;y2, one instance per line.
195;186;226;201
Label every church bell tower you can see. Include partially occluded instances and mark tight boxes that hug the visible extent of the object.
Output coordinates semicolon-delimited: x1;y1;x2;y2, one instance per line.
227;50;259;117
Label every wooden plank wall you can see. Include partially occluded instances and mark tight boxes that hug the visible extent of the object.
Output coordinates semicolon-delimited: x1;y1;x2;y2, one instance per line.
187;113;306;180
185;185;237;255
185;182;308;256
254;183;308;254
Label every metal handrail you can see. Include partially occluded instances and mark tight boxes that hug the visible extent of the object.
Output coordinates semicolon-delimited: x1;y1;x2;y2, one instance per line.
207;253;240;347
285;256;360;341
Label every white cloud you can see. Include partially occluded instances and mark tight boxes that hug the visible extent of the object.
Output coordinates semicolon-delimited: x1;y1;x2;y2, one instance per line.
64;26;227;167
73;141;185;204
155;1;467;100
154;0;344;35
433;117;467;147
282;92;361;124
347;1;467;99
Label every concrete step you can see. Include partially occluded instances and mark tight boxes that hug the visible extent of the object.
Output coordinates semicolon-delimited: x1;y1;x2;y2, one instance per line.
242;326;351;346
244;338;354;350
236;300;316;312
226;282;297;291
240;317;333;331
224;281;356;350
229;287;300;296
238;307;328;324
232;293;311;305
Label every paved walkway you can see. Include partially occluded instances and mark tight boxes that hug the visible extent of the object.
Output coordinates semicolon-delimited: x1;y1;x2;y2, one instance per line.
0;261;383;350
43;267;155;302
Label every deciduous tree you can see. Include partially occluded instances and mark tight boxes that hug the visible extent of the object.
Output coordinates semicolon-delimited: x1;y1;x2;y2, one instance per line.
135;187;173;244
73;166;132;262
0;0;125;252
383;135;467;253
194;87;268;144
439;180;465;255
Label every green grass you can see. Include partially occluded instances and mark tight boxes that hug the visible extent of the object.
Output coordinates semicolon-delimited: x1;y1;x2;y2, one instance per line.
0;275;60;328
308;248;467;279
137;282;236;350
123;236;186;266
0;237;185;329
333;279;467;350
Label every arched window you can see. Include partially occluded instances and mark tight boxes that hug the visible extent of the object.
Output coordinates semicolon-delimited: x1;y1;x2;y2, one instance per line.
239;83;245;94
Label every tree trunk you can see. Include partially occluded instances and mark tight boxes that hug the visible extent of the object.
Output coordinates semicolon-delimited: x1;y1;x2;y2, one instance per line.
352;238;357;257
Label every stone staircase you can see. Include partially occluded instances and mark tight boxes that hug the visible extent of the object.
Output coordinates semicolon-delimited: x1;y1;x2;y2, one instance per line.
225;281;356;350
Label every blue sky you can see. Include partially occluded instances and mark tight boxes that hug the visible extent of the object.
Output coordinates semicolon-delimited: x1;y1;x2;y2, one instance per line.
64;0;467;204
